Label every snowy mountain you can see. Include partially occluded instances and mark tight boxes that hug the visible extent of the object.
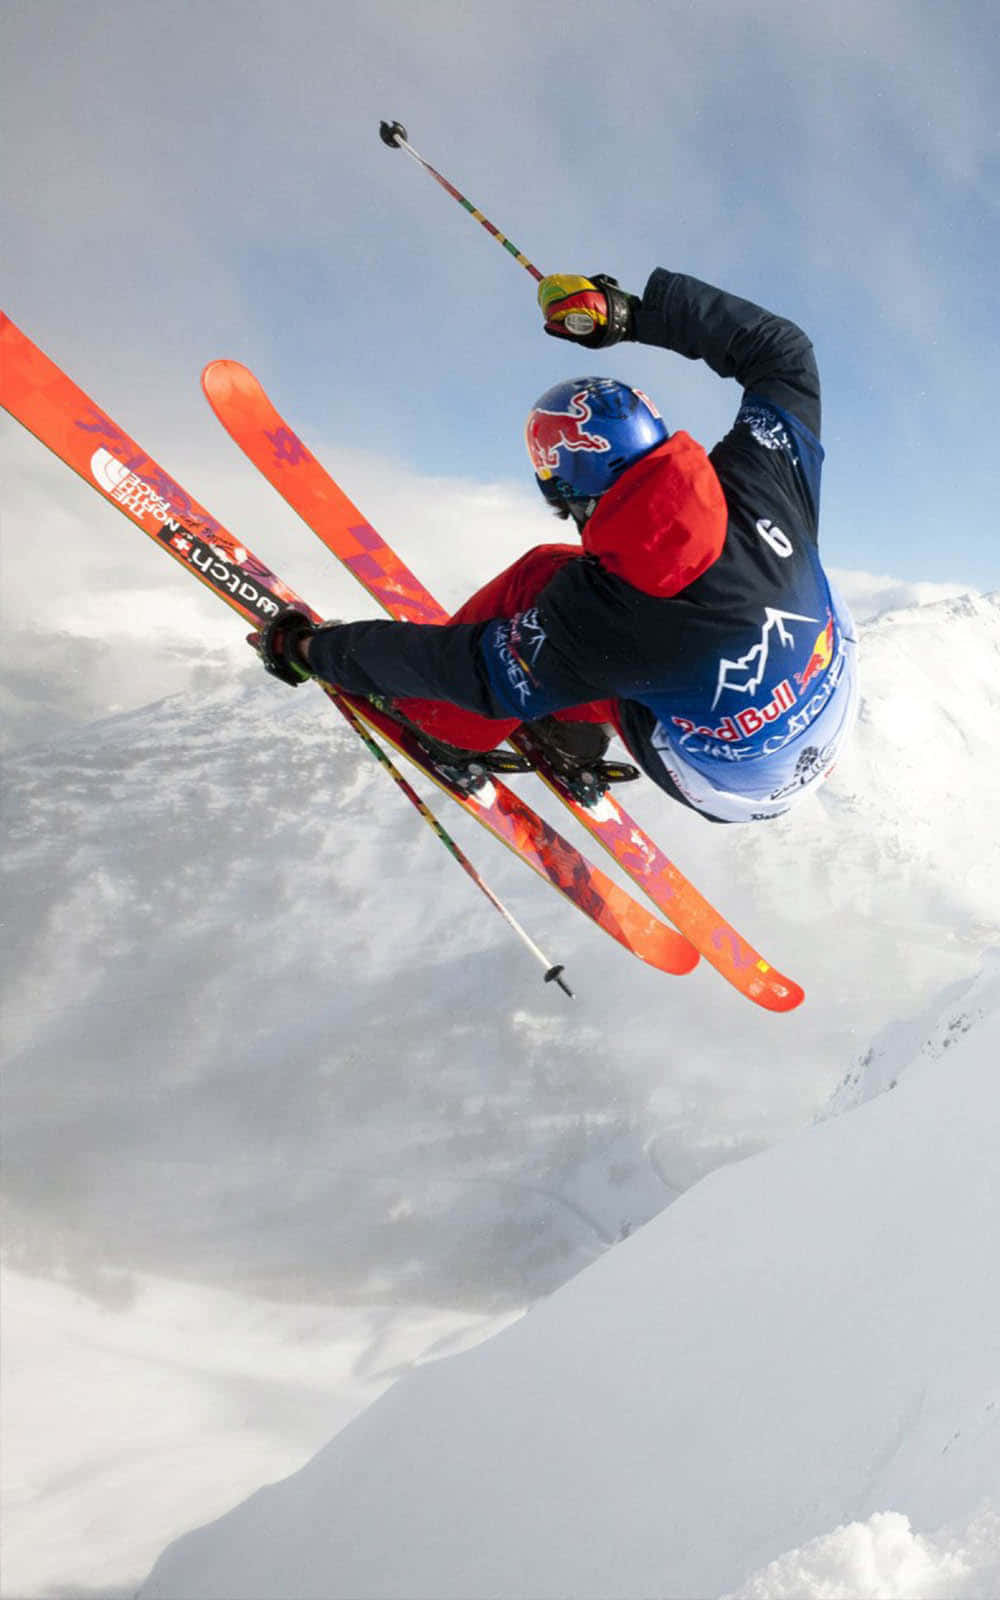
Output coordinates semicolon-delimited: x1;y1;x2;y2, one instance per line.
140;952;1000;1600
3;587;1000;1596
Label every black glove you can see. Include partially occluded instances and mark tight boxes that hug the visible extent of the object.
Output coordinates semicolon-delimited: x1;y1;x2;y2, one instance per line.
537;273;639;348
249;607;317;686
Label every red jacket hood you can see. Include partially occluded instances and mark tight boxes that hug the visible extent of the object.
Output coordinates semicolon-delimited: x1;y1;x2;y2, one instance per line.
581;432;728;597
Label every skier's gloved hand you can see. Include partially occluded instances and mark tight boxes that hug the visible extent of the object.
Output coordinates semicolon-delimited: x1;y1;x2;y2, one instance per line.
537;273;639;348
250;607;318;686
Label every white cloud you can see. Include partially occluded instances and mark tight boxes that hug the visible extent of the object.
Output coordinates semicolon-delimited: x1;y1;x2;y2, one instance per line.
829;566;981;624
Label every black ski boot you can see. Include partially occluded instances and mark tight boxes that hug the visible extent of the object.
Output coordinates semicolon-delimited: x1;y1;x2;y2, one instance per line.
517;717;641;807
522;716;613;764
367;697;533;794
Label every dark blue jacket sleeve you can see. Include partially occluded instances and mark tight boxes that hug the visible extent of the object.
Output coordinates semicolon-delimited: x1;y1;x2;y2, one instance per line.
637;269;825;531
305;562;653;719
307;618;505;715
637;269;822;440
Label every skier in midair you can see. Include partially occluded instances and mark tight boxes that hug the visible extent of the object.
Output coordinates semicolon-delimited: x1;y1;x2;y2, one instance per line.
258;269;857;823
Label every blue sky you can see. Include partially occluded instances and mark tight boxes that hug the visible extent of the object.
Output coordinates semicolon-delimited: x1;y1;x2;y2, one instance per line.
3;0;998;597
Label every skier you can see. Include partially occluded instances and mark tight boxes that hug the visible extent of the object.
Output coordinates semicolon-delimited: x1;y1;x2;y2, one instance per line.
259;268;858;823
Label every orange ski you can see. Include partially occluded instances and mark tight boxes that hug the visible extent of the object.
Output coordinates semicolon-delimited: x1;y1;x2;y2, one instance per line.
0;312;698;980
203;359;804;1012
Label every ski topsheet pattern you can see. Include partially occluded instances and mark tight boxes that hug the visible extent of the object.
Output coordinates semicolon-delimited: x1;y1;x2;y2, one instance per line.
0;311;700;981
202;359;805;1012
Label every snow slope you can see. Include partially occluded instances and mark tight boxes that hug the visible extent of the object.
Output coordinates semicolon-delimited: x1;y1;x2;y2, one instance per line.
1;1273;514;1600
142;954;1000;1600
3;587;1000;1596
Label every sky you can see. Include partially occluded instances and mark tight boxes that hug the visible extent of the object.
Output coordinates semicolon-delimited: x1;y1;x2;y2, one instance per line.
2;0;999;665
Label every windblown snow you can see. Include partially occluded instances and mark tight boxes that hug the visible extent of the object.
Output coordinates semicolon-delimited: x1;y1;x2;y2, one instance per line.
3;588;1000;1598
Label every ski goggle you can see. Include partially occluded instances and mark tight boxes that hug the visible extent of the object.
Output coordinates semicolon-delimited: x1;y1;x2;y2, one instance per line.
535;475;599;527
535;472;574;509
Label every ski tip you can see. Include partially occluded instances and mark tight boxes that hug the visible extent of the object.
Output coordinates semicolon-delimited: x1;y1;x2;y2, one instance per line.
669;942;701;977
201;359;256;401
201;359;230;400
755;975;806;1013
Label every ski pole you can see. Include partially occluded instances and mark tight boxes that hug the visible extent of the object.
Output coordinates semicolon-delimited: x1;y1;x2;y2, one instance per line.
334;694;573;998
379;119;544;284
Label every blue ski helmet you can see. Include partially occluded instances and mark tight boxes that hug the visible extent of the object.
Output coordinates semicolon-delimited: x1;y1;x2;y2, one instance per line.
525;377;669;519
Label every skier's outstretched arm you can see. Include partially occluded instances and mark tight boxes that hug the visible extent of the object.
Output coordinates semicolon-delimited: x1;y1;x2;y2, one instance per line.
304;617;506;715
635;269;821;441
294;543;688;729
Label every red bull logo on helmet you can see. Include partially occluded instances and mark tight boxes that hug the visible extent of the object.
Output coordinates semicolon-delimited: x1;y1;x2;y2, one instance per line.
525;389;611;479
